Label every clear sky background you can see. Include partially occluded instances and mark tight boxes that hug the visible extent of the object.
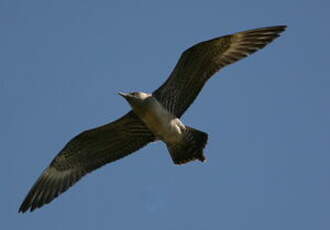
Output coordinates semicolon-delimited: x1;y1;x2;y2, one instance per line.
1;0;329;229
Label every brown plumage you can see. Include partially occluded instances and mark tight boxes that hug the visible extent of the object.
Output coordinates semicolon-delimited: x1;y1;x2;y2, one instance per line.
19;25;287;213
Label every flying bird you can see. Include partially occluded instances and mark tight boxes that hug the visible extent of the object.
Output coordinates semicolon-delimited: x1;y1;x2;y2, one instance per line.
19;25;287;212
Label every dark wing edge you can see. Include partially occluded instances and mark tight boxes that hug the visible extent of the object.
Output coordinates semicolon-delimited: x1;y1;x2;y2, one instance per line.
19;111;154;213
153;25;287;117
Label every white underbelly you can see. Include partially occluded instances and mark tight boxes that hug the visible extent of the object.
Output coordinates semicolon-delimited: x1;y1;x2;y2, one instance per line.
141;107;185;143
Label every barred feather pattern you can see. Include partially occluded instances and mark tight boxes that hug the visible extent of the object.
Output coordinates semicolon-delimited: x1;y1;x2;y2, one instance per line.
19;112;154;212
154;25;287;117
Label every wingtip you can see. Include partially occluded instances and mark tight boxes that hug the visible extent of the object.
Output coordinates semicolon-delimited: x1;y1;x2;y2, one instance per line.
273;25;287;29
18;195;30;213
246;25;288;34
273;25;288;32
18;195;35;213
18;204;29;213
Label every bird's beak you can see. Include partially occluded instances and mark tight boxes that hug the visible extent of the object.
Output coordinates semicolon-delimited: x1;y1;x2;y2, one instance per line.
118;92;130;98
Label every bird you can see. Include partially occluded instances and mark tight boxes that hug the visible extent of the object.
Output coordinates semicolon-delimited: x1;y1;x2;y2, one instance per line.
19;25;287;213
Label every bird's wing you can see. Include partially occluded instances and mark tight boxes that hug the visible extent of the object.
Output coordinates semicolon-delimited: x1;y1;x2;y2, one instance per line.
153;25;287;117
19;111;154;213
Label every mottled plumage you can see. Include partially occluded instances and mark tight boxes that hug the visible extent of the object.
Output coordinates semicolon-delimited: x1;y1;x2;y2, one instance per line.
19;25;286;213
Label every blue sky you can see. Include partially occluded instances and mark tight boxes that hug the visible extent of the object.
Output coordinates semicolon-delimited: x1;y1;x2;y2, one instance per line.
1;0;329;229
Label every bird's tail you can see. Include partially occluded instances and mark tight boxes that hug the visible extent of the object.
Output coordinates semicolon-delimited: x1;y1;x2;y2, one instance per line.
166;126;208;165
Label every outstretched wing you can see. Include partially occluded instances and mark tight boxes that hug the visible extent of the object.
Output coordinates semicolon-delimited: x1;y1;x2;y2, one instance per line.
19;111;154;213
153;25;287;117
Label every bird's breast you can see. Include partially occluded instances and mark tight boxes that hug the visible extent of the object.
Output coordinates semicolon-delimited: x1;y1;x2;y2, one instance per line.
138;101;185;143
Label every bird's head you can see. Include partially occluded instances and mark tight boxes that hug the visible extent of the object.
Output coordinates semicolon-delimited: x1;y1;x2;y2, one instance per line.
118;91;152;108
